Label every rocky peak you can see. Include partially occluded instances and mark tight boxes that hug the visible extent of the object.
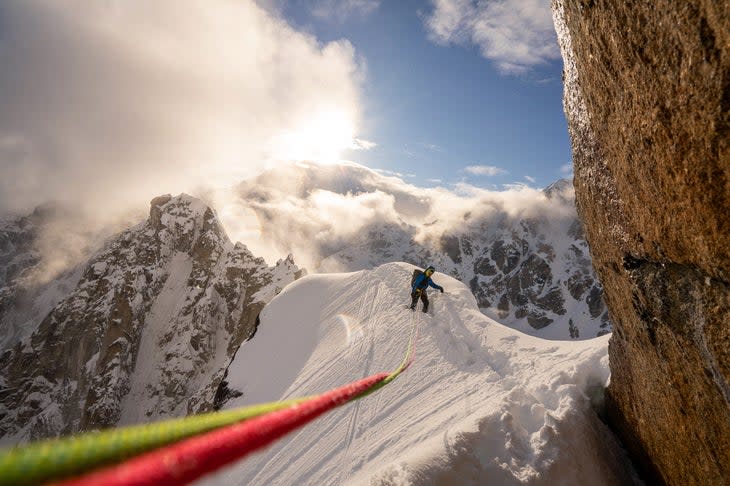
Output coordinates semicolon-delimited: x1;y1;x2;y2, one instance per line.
0;206;85;352
0;215;40;290
0;194;301;443
542;178;574;201
149;194;173;229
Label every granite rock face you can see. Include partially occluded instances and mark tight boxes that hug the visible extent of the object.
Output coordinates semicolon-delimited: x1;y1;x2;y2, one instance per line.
0;195;301;443
553;0;730;483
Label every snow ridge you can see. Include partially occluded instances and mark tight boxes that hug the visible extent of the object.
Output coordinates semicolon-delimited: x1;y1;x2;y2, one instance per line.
209;262;638;485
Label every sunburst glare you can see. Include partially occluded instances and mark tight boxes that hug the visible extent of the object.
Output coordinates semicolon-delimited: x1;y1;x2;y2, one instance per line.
271;108;356;165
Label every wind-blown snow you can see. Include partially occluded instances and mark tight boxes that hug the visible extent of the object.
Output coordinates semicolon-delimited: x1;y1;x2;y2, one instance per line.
203;263;638;485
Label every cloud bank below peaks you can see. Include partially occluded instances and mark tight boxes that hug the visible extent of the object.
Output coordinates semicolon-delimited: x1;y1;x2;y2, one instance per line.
0;0;364;218
217;161;577;270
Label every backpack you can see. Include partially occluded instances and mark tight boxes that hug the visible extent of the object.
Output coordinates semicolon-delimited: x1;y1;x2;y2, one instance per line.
411;269;423;287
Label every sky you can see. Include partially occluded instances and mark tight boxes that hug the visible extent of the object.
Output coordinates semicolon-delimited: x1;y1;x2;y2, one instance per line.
0;0;571;219
277;0;572;188
0;0;363;216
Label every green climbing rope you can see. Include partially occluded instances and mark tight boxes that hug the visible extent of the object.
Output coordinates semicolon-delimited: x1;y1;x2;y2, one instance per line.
0;310;423;486
0;396;310;486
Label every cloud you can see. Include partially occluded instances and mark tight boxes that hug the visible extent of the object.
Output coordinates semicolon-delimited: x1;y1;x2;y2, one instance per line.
401;142;444;159
310;0;381;22
560;163;573;174
463;165;507;176
420;142;444;152
424;0;561;74
217;161;576;270
524;175;536;183
351;138;377;150
501;182;530;191
373;168;405;177
0;0;365;218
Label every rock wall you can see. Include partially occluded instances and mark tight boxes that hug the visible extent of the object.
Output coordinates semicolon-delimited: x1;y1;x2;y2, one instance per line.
0;195;301;443
552;0;730;484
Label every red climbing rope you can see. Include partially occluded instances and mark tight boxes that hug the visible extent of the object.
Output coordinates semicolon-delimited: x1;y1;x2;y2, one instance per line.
54;372;389;486
1;302;425;486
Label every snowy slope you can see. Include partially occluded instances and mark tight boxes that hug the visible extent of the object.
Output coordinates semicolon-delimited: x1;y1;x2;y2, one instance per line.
206;263;638;485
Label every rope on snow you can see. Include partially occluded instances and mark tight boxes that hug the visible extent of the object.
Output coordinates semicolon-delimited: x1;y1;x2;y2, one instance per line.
0;311;422;486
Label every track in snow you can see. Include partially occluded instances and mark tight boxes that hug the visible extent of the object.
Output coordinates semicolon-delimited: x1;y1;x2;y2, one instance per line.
207;263;638;486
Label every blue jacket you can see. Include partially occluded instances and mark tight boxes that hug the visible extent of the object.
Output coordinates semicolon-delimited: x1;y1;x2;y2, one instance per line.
412;273;443;293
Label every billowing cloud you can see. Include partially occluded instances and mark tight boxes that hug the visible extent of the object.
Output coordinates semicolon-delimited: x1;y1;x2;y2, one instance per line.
464;165;507;176
0;0;364;218
215;161;576;270
424;0;561;74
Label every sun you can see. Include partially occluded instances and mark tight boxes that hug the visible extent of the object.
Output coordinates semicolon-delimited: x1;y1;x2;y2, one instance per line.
271;108;356;165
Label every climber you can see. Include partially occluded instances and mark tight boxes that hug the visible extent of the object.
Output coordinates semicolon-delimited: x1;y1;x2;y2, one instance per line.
410;265;444;313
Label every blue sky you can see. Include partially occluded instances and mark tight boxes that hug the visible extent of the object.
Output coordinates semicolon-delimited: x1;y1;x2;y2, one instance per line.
279;0;571;189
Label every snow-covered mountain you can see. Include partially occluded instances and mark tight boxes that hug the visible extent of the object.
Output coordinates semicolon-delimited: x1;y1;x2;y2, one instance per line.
234;162;609;339
0;194;302;444
0;203;117;352
206;262;638;485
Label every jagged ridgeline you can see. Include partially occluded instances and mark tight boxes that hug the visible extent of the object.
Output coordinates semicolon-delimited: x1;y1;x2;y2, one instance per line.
0;195;302;443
